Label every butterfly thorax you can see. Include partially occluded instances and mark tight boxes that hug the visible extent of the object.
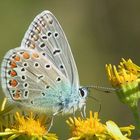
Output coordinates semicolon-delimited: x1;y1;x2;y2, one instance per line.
53;86;88;115
59;91;86;114
27;86;87;115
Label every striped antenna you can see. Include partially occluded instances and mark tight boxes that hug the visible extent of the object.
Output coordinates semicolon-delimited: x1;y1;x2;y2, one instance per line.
85;85;117;93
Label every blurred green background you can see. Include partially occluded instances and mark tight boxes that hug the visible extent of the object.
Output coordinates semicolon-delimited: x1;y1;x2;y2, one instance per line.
0;0;140;139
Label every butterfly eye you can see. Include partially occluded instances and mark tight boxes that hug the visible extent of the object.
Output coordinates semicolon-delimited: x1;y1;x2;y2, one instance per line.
79;87;88;98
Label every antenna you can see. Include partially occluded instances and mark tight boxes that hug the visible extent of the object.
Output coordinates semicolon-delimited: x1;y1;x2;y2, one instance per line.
85;85;117;93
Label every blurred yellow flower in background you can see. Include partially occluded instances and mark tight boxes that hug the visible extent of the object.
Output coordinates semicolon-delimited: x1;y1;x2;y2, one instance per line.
66;111;134;140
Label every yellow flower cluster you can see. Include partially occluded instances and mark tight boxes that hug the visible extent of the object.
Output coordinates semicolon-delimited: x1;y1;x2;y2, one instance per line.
0;111;58;140
67;111;134;140
106;59;140;108
0;109;135;140
15;112;46;136
0;58;138;140
67;112;105;139
106;58;140;88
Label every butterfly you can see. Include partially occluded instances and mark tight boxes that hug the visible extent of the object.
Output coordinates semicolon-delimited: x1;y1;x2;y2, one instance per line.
1;11;89;117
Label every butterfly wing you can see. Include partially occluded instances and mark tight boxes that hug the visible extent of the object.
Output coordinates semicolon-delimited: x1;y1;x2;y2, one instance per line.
1;11;81;114
20;11;79;90
1;48;71;113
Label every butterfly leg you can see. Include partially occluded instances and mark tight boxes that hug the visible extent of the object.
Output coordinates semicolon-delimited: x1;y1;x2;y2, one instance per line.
47;110;63;132
80;104;86;118
47;115;55;132
72;106;76;117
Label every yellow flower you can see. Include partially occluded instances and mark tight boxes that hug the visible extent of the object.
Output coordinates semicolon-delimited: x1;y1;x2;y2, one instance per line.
0;112;58;140
106;63;139;88
66;111;134;140
15;112;46;136
106;59;140;108
120;58;140;76
66;111;105;140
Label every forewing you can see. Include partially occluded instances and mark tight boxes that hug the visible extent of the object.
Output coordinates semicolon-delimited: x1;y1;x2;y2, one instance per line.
20;11;79;89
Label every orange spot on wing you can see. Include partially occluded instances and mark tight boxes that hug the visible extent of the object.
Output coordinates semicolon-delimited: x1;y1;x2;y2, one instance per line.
23;52;30;59
13;90;21;100
10;61;17;68
32;53;39;58
30;44;35;49
9;70;17;77
13;55;20;61
9;79;18;87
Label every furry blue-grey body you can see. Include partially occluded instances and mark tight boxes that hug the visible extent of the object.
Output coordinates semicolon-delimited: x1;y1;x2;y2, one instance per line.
31;84;85;114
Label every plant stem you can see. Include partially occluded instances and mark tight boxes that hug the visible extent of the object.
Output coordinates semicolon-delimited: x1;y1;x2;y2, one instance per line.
131;105;140;136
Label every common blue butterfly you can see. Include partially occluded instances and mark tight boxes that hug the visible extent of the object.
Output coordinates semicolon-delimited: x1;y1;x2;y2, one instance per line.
1;11;88;117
